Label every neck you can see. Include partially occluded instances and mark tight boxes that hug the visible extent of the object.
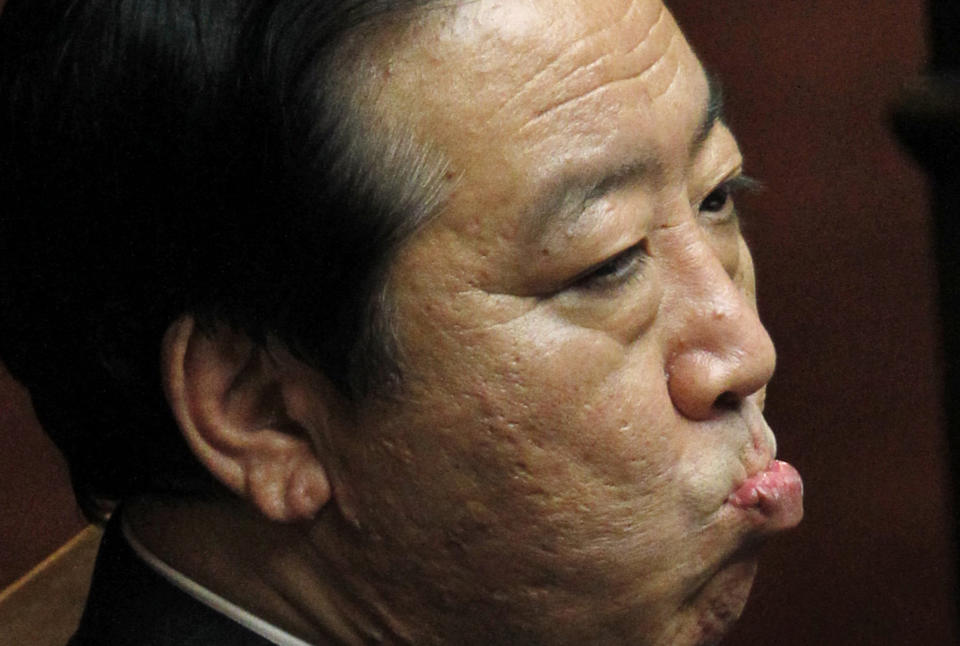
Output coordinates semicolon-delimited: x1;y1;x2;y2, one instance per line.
124;496;408;646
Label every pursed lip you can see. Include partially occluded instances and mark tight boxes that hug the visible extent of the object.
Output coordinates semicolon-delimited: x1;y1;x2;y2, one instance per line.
720;401;803;533
726;459;804;532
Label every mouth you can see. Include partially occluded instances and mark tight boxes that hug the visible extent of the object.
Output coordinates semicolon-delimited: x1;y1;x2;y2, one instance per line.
726;459;804;532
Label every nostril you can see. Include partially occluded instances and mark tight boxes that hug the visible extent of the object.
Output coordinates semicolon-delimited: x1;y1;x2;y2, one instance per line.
714;390;739;411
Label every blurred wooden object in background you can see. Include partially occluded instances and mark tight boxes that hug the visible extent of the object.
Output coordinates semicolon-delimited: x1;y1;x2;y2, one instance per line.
0;525;100;646
0;364;86;590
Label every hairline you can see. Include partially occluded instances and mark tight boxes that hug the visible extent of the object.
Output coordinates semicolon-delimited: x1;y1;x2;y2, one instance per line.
318;7;457;398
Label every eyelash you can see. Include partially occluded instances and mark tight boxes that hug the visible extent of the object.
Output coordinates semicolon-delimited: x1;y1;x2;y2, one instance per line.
571;240;648;292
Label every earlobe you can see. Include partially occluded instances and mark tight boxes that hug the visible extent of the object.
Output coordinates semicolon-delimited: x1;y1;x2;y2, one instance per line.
161;316;331;522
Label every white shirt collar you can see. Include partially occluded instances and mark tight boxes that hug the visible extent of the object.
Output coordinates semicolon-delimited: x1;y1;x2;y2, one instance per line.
121;516;316;646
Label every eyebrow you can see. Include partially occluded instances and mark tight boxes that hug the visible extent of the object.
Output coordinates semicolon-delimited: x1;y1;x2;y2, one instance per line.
692;72;725;155
524;71;727;241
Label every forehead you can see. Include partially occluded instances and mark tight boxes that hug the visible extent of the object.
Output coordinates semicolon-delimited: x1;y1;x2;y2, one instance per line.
369;0;709;232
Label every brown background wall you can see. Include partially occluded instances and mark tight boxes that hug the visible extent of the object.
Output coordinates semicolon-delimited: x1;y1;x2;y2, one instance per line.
2;0;959;644
671;1;959;643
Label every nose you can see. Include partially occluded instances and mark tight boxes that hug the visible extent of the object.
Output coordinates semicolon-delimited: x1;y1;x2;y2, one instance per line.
664;230;776;421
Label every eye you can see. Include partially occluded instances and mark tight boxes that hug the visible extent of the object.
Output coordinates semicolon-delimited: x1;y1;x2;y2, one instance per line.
698;174;759;223
570;240;648;292
701;185;731;213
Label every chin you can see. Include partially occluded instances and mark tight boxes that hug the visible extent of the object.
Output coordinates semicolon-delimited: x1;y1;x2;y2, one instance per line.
669;553;759;646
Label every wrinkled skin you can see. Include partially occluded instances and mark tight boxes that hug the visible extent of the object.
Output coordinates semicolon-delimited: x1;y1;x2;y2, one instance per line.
311;1;791;644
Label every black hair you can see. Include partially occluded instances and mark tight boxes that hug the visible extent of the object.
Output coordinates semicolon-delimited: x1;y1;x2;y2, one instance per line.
0;0;448;519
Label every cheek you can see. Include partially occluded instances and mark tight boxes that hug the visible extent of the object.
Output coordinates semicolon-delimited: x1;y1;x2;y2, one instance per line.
434;314;743;546
388;307;688;535
549;266;664;343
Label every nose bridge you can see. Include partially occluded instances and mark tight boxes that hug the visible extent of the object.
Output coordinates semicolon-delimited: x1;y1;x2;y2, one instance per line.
661;221;776;420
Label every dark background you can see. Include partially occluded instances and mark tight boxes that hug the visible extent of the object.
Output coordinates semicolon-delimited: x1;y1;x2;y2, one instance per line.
3;1;959;644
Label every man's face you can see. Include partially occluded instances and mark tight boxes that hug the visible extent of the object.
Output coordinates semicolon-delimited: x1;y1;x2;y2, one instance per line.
324;1;801;643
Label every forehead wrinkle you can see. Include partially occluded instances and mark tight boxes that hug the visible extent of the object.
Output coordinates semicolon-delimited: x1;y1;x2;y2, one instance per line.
492;0;662;121
525;1;663;112
515;6;672;132
635;27;681;103
490;0;666;129
503;0;651;115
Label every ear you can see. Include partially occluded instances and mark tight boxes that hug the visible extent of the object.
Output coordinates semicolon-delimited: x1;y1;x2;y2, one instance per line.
161;316;333;522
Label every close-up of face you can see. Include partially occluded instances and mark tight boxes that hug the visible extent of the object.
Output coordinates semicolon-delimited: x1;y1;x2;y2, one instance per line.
305;0;803;644
10;0;960;643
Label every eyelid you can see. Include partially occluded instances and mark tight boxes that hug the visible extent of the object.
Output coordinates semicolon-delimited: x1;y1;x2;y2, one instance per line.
568;239;648;292
697;173;760;205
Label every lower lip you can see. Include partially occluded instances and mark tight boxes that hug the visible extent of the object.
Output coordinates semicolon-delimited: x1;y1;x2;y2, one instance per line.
727;460;804;531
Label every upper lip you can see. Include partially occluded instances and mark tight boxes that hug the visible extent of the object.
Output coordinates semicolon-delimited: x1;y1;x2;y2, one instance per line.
741;400;776;461
727;401;777;493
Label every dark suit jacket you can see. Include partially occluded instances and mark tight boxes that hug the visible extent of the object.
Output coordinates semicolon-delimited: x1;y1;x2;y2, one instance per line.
68;515;274;645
